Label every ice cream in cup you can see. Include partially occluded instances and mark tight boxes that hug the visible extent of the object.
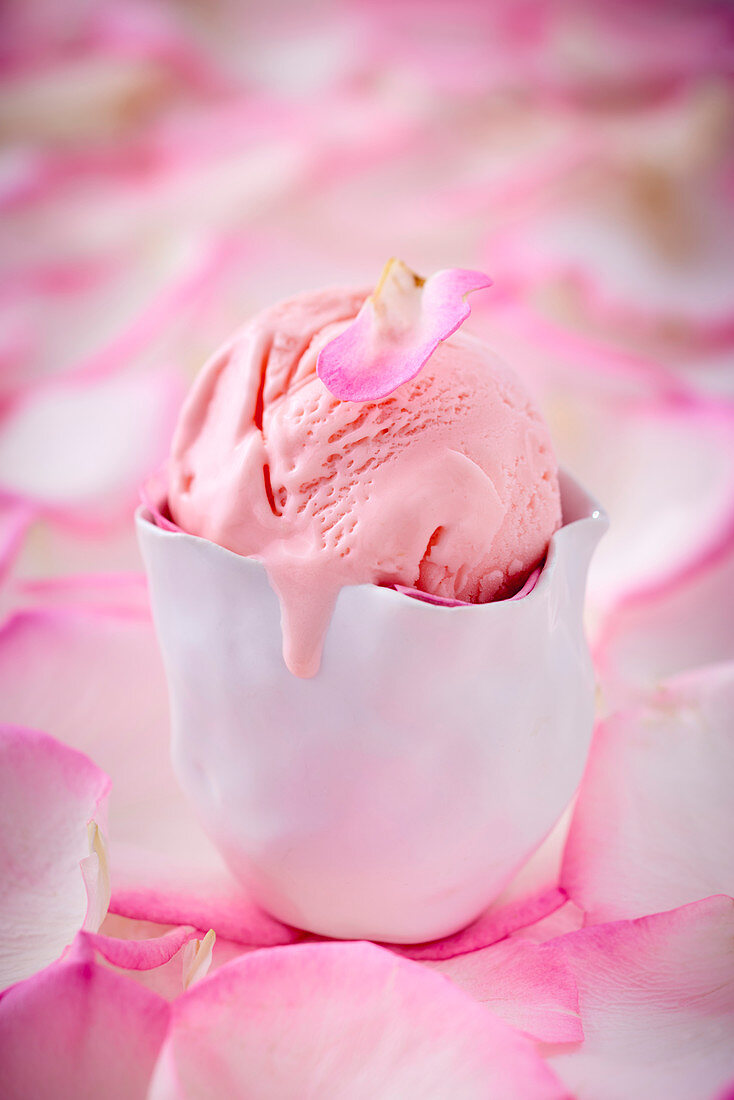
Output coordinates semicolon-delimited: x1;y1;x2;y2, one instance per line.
137;261;607;942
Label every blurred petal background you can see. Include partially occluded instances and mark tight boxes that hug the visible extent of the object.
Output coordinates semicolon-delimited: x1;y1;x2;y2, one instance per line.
1;0;732;608
1;1;734;1095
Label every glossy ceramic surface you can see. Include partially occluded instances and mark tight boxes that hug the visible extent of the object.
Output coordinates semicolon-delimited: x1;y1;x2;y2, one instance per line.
137;471;606;941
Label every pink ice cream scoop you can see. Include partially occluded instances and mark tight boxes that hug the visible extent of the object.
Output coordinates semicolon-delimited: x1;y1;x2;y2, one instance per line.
168;262;561;678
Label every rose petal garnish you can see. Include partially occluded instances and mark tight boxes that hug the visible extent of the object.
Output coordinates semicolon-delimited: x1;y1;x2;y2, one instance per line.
0;725;110;991
562;663;734;923
149;942;566;1100
316;259;492;401
542;896;734;1100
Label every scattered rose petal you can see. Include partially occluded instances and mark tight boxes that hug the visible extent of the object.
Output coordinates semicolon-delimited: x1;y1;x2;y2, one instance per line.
98;913;249;1001
563;663;734;923
84;925;199;973
511;899;586;944
0;499;35;585
390;801;574;960
595;526;734;708
576;397;734;612
0;725;110;990
7;570;152;617
0;934;169;1100
494;190;734;341
317;259;492;401
393;886;566;961
543;896;734;1100
0;53;179;147
149;941;567;1100
0;598;297;946
430;936;583;1044
0;365;184;529
8;517;147;583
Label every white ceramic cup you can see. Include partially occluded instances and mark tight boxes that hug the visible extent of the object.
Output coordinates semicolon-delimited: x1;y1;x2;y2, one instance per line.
137;470;606;942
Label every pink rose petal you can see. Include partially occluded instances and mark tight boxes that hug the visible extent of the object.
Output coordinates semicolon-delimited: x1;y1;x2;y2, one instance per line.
355;0;733;101
110;854;298;948
563;663;734;923
511;899;586;944
543;896;734;1100
84;925;198;972
0;365;184;530
0;598;296;946
87;3;233;97
317;260;492;401
390;803;574;959
430;936;583;1044
99;913;249;1001
0;499;35;586
0;725;110;990
8;570;151;618
149;941;567;1100
0;236;237;397
393;886;566;961
494;191;734;341
9;522;147;585
0;934;169;1100
575;397;734;612
595;525;734;708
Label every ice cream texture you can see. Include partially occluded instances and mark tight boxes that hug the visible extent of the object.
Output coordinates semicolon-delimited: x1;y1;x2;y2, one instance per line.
167;262;562;677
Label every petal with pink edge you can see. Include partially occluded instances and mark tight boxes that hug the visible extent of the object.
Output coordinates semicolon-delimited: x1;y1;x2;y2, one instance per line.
317;260;492;401
543;896;734;1100
563;663;734;923
0;239;230;396
0;934;169;1100
595;530;734;708
0;499;35;585
393;886;566;961
84;925;198;972
0;725;110;990
429;936;583;1044
0;600;296;946
393;810;573;960
149;941;566;1100
582;399;734;613
98;913;248;1001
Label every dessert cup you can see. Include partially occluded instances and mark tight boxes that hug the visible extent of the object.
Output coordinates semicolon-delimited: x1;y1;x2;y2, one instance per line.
137;470;606;942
